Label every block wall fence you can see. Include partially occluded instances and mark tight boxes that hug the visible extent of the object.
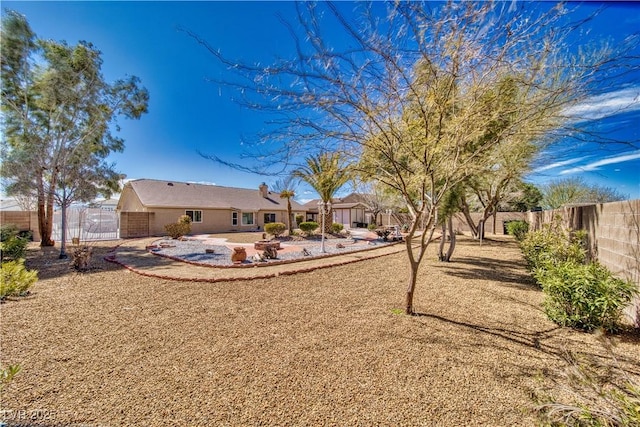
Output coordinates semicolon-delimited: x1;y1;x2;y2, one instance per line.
0;211;40;242
527;200;640;327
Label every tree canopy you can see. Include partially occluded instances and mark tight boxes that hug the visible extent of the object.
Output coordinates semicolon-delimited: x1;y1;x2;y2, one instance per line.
1;11;149;248
541;177;627;209
192;1;637;314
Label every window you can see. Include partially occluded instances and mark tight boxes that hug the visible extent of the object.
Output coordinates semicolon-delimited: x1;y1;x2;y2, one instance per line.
241;212;255;226
264;213;276;224
232;212;238;226
185;210;202;223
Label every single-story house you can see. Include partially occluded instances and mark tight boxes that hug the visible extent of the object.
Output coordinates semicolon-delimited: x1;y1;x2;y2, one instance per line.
116;179;306;237
303;193;370;229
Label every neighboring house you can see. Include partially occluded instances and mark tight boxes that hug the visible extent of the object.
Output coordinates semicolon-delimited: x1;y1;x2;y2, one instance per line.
89;198;120;211
303;193;370;229
116;179;306;237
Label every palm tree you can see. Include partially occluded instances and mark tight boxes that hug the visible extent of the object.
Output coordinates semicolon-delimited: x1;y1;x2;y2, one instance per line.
271;176;297;234
293;152;351;234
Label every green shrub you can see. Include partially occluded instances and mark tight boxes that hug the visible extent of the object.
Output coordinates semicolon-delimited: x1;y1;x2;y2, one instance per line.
1;224;19;242
1;235;29;261
295;214;304;227
505;220;529;241
164;215;192;239
331;223;344;234
265;222;286;238
0;364;21;391
299;221;318;235
367;223;377;231
0;224;30;261
535;261;638;332
519;219;586;271
1;259;38;299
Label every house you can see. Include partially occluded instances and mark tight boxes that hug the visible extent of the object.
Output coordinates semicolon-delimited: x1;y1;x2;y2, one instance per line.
116;179;306;237
303;193;370;229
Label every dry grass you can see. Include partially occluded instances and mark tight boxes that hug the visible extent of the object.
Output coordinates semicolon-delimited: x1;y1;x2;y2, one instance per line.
1;235;639;426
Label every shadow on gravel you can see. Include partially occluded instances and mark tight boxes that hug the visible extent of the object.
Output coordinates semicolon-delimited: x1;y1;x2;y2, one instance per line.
412;311;563;355
24;244;120;280
411;312;640;372
442;255;537;289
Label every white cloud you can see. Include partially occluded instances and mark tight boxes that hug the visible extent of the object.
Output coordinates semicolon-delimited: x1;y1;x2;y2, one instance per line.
560;150;640;175
532;155;591;173
563;87;640;122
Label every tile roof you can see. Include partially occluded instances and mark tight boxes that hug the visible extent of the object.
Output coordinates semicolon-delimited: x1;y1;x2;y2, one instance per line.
125;179;306;211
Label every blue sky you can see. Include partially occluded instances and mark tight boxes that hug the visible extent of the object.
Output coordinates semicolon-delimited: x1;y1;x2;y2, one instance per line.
2;1;639;201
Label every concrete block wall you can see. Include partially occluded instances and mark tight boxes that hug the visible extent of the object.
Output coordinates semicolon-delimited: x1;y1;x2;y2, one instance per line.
0;211;41;241
450;211;527;235
528;200;640;326
119;212;152;238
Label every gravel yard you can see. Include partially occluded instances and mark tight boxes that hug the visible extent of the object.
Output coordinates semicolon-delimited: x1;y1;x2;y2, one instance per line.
152;232;391;266
1;235;639;426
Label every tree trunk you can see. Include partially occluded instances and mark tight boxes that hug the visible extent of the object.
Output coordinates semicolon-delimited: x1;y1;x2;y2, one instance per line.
405;257;419;315
438;221;447;261
286;198;293;233
37;176;55;247
404;221;436;315
322;208;333;234
445;216;456;262
477;219;485;241
59;200;68;259
492;206;498;235
460;205;478;238
438;216;457;262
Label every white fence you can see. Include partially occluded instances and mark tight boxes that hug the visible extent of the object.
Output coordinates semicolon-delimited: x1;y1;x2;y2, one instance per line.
52;206;119;242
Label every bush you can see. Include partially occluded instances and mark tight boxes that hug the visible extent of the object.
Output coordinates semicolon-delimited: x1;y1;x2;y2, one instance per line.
0;224;29;262
1;224;19;242
299;221;319;235
1;235;29;262
331;223;344;234
367;223;377;231
264;222;286;238
535;261;638;332
505;220;529;241
164;215;192;239
1;259;38;299
519;219;586;271
295;214;304;227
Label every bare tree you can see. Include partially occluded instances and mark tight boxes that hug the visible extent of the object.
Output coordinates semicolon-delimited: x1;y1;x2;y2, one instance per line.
189;2;636;314
350;180;397;227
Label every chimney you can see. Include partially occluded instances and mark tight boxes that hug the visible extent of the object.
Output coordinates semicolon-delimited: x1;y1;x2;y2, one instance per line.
259;182;268;198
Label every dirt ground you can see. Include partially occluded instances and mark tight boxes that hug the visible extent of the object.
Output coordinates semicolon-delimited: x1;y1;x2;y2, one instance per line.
1;235;639;426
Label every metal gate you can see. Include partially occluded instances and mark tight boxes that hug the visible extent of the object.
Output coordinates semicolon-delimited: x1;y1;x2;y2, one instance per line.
52;206;119;242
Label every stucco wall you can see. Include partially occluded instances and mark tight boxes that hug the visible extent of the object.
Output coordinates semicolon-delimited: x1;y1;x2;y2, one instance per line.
117;186;145;212
145;208;295;236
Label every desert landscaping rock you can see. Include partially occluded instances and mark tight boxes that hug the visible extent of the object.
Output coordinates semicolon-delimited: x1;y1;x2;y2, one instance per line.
1;235;638;426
